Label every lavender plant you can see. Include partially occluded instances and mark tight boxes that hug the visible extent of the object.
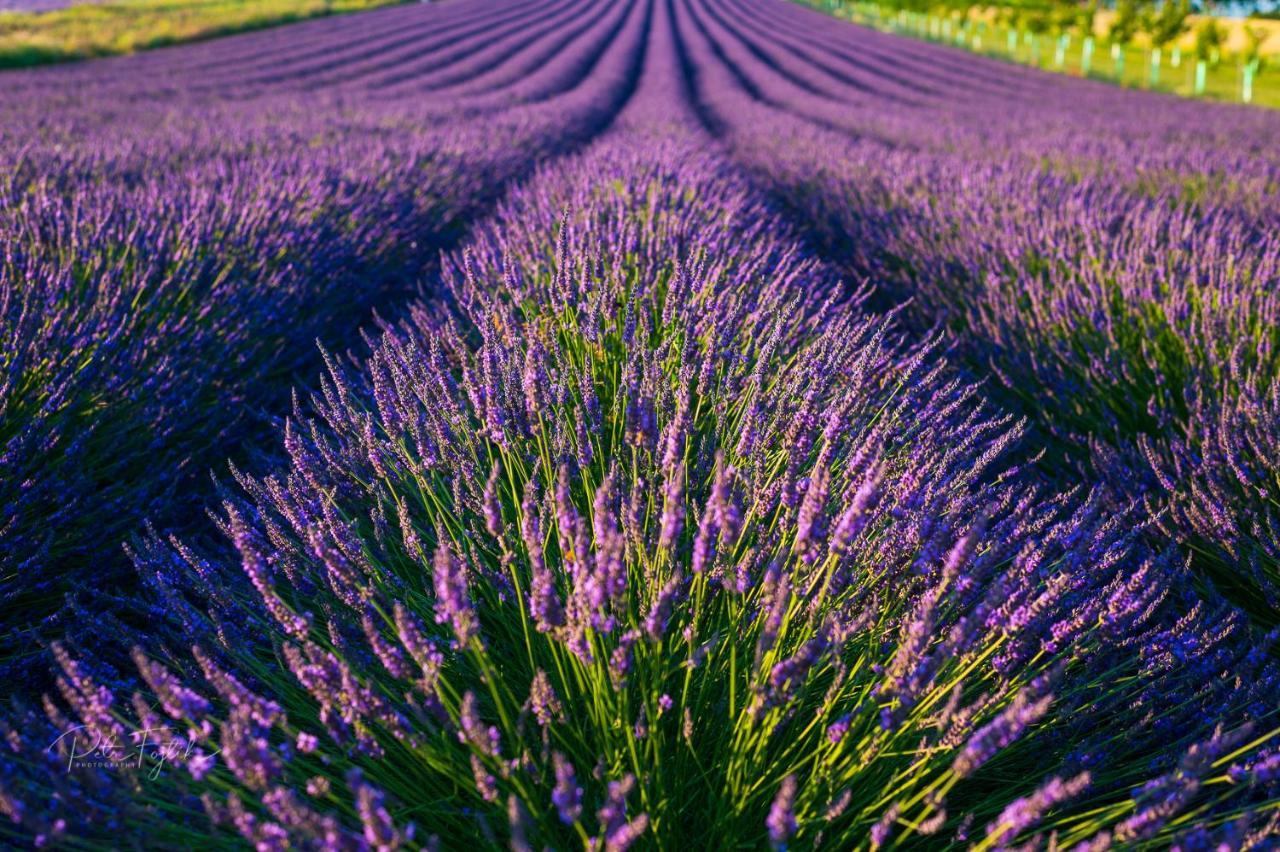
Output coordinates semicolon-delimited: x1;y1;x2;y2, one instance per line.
3;0;1280;847
15;107;1279;846
0;0;648;673
677;0;1280;623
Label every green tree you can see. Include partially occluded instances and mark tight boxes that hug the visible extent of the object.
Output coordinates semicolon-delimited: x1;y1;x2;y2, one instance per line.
1109;0;1146;46
1244;22;1270;68
1242;24;1268;101
1144;0;1189;83
1190;17;1223;92
1193;17;1224;63
1073;0;1100;73
1108;0;1147;79
1146;0;1191;50
1073;0;1100;37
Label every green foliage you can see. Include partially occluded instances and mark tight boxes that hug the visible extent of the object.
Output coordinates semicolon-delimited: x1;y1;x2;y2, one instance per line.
1108;0;1147;46
1193;16;1225;60
1245;22;1270;64
1072;0;1099;36
1146;0;1192;47
828;0;1280;106
1024;5;1056;34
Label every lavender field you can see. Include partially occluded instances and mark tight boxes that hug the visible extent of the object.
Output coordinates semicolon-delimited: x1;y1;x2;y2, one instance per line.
2;0;1280;847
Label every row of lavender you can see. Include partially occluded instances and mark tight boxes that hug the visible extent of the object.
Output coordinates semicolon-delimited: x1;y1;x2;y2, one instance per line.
4;0;1279;847
0;0;648;675
678;0;1280;626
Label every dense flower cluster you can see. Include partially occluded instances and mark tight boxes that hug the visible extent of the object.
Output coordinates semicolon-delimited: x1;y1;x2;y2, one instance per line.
0;0;645;674
2;0;1280;848
678;0;1280;622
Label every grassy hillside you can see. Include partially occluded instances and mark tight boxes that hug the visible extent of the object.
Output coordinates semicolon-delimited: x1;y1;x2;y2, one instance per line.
0;0;407;68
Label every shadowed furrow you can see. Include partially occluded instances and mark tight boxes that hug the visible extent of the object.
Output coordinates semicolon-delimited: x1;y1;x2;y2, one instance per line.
0;0;648;675
678;0;1280;624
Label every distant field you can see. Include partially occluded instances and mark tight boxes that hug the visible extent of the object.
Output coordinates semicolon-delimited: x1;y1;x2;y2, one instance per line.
0;0;102;12
0;0;406;67
819;1;1280;108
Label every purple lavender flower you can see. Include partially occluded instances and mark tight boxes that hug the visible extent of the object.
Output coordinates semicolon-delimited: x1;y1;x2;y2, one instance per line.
393;602;443;685
984;772;1091;845
507;794;532;852
350;769;412;850
953;689;1054;779
296;732;319;755
131;648;210;720
766;775;798;849
457;692;501;758
522;478;565;633
432;543;477;648
603;813;649;851
483;465;504;540
596;773;646;850
20;8;1280;848
644;573;683;641
552;752;583;825
526;670;563;728
870;803;901;849
219;708;280;791
471;754;499;803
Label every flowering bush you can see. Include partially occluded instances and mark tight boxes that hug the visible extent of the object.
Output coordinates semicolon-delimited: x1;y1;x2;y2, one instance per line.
10;123;1274;848
2;0;1280;848
681;0;1280;624
0;0;645;673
